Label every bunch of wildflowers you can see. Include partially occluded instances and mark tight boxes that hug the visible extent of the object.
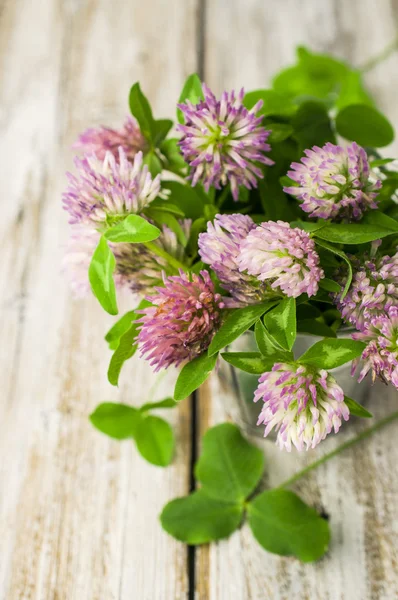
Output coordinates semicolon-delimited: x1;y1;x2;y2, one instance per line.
62;68;398;461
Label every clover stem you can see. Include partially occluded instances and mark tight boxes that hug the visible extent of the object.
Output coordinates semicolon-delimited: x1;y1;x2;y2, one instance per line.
143;241;187;272
277;410;398;489
361;36;398;73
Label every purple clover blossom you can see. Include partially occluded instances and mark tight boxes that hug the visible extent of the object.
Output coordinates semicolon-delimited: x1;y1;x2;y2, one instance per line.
284;142;381;221
352;305;398;388
137;270;224;371
73;116;148;162
254;363;349;451
237;221;324;298
334;249;398;330
177;84;274;201
198;214;281;306
63;220;192;297
62;149;161;227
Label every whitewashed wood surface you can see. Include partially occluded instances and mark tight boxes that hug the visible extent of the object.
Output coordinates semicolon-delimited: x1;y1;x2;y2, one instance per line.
1;0;398;599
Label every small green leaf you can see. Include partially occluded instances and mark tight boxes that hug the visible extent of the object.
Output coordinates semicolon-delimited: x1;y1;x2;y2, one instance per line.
143;150;162;177
160;490;243;544
292;101;335;150
319;278;341;293
370;158;396;168
221;352;274;375
140;397;176;412
272;47;348;101
297;319;337;338
107;322;139;386
107;302;152;386
208;303;276;356
134;415;175;466
195;423;264;503
255;319;277;357
266;122;294;144
162;181;206;220
263;298;296;352
174;352;218;401
186;218;207;256
247;489;330;562
335;70;374;110
152;118;173;146
243;89;297;117
88;235;118;315
254;320;293;360
145;209;187;246
296;303;321;319
177;74;204;123
160;138;187;174
344;395;373;418
129;82;156;142
291;220;327;233
105;311;137;350
89;402;141;440
147;197;185;216
298;338;366;370
314;239;352;300
336;104;394;148
105;215;160;243
314;223;396;244
362;210;398;232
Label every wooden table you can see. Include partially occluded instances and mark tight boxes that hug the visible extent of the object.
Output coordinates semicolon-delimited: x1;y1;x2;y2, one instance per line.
2;1;398;598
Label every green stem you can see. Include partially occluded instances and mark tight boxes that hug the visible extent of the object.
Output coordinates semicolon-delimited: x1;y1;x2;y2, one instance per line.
277;410;398;489
361;36;398;73
143;241;187;272
146;370;168;401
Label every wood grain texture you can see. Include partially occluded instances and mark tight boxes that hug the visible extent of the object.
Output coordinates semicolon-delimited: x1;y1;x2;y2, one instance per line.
197;1;398;599
0;0;199;598
2;0;398;598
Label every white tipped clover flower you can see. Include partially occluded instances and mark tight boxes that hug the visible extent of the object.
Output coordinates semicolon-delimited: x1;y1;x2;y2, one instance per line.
353;305;398;389
284;142;381;221
334;249;398;330
63;148;161;228
254;363;350;451
237;220;324;298
178;84;273;200
198;213;281;306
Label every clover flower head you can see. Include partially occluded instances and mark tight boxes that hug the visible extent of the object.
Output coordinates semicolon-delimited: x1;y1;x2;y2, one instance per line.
198;213;280;306
63;220;191;297
62;149;160;227
137;270;224;371
334;249;398;330
353;305;398;388
73;116;148;161
254;363;349;451
284;142;381;221
237;221;324;298
178;84;273;200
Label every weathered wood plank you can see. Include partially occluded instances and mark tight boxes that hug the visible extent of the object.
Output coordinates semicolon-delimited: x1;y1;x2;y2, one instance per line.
0;0;199;598
197;1;398;598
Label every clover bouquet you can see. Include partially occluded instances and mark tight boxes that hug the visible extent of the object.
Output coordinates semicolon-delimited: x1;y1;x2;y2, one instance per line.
61;46;398;561
62;47;398;460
